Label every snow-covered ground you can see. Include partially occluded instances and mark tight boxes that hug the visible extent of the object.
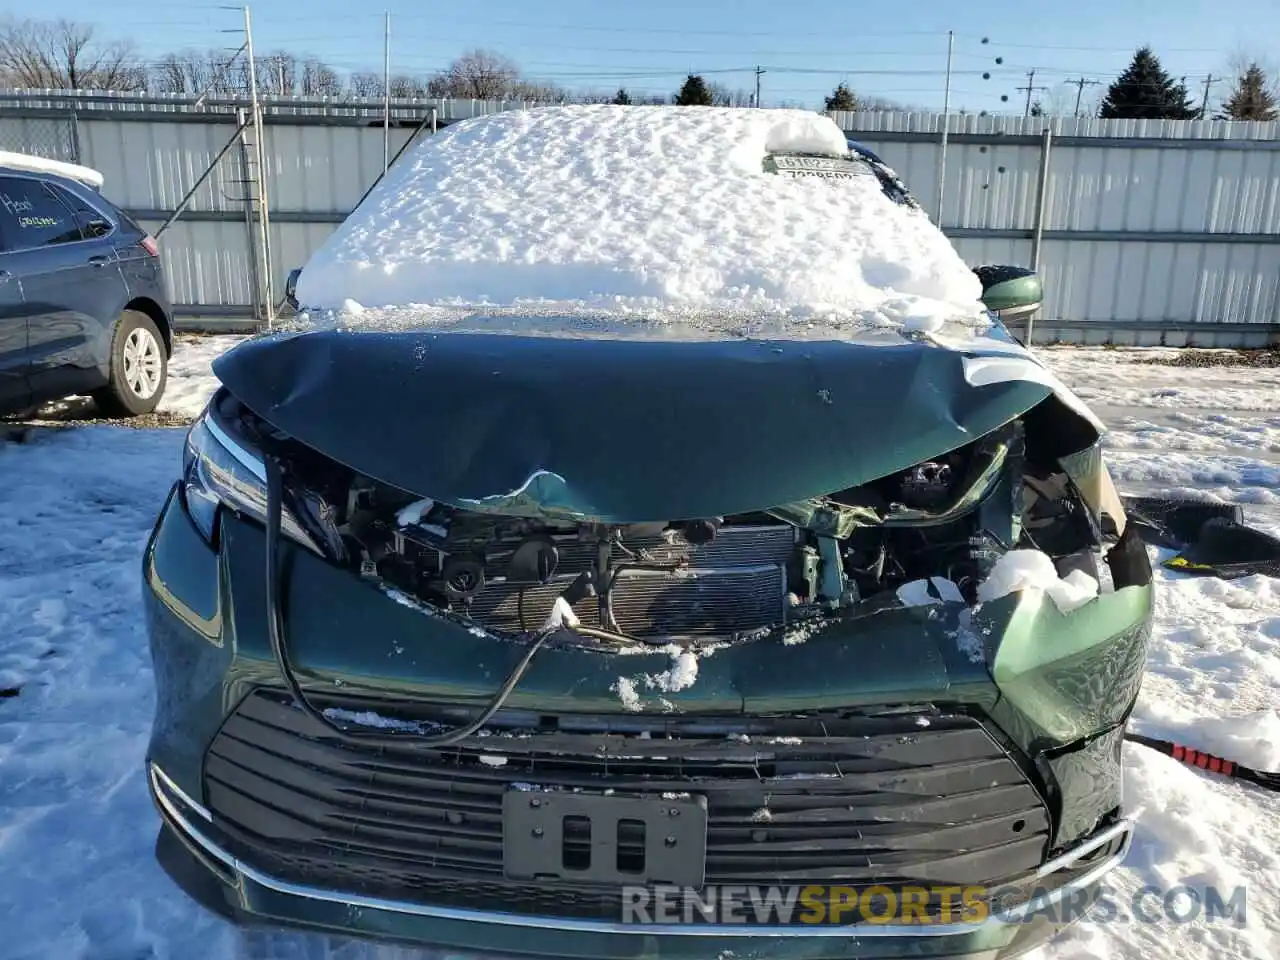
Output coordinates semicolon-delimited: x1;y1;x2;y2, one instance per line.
0;339;1276;960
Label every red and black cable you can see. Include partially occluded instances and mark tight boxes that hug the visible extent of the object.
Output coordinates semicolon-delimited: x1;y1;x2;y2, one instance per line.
1125;732;1279;793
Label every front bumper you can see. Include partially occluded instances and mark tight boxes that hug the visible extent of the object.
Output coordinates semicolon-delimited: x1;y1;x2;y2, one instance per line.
143;484;1152;957
151;761;1134;959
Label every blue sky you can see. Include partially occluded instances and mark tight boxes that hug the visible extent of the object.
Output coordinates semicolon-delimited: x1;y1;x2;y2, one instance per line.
7;0;1277;112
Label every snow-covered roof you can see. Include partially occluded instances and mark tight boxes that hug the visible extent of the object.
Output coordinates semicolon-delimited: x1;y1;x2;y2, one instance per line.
296;105;989;334
0;151;105;189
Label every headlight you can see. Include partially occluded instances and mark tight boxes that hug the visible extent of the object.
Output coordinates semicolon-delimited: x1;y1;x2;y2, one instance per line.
181;411;317;551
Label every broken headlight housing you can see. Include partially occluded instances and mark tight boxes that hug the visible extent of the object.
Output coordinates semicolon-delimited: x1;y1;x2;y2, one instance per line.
181;411;315;551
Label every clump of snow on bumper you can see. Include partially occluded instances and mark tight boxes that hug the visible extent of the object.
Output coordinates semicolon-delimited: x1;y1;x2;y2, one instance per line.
896;576;966;607
612;644;703;711
976;549;1100;614
295;105;988;332
323;707;443;734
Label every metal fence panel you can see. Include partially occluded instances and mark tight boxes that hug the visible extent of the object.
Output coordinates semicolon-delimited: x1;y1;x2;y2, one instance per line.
0;114;77;161
2;95;1279;340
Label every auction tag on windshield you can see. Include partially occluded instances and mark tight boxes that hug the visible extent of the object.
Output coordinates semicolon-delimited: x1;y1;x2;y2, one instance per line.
766;154;870;181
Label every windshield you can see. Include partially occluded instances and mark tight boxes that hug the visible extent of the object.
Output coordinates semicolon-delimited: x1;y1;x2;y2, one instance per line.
765;142;920;210
847;141;920;209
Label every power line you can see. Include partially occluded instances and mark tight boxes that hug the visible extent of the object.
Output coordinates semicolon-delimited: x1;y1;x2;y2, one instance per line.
972;37;1230;54
247;12;950;39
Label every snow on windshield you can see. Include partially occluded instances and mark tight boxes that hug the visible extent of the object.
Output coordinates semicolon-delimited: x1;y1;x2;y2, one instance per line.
295;105;989;336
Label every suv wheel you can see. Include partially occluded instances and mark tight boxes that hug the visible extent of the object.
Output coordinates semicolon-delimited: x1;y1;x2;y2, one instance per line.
94;310;168;417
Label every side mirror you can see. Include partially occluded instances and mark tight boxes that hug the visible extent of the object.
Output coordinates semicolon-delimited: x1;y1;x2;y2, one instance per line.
285;268;302;310
974;264;1043;322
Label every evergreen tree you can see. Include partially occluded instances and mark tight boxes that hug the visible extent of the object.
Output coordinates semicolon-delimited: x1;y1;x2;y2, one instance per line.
673;74;713;106
824;83;857;111
1099;47;1197;119
1218;64;1277;121
612;87;632;105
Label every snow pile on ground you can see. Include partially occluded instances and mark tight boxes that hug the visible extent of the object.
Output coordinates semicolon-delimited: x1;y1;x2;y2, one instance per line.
158;335;246;419
976;549;1100;613
294;105;988;333
1040;347;1280;414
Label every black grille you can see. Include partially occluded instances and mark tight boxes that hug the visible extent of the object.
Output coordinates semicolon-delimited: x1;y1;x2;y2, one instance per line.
204;692;1056;921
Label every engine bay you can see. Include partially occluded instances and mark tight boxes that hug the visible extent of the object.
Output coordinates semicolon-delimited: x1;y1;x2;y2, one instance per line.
228;390;1110;645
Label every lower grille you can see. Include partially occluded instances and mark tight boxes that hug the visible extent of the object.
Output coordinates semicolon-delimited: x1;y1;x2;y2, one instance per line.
204;692;1056;922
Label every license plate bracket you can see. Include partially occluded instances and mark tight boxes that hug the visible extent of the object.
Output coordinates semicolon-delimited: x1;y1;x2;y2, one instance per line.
502;790;707;886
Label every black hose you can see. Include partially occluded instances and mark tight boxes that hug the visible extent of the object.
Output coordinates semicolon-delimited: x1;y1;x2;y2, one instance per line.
263;454;554;748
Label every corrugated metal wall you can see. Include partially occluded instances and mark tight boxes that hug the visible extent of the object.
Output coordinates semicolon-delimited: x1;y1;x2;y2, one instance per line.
66;118;417;310
833;112;1280;333
3;99;1279;339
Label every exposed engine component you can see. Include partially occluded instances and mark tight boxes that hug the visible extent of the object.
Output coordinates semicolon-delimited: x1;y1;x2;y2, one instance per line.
508;537;560;583
224;391;1104;644
441;555;486;601
897;461;956;510
377;515;796;640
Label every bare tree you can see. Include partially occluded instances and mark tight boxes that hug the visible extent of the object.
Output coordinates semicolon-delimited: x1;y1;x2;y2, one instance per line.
857;94;921;113
389;74;428;98
0;17;144;89
348;71;383;98
510;79;567;102
257;51;297;97
707;82;754;107
151;49;248;97
425;73;452;98
151;52;196;94
436;48;519;99
300;57;341;97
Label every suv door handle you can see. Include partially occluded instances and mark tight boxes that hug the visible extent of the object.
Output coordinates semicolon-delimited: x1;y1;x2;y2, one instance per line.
88;255;112;268
0;269;11;284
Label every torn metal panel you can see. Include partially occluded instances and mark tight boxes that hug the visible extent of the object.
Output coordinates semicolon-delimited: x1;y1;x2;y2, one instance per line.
212;325;1080;524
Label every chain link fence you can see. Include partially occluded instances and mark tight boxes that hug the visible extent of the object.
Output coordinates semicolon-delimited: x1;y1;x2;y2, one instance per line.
0;115;78;162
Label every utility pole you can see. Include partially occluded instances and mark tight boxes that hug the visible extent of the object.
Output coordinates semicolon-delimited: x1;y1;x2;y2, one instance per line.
1199;74;1217;119
242;5;274;326
936;29;954;224
1017;68;1048;117
755;66;765;107
383;11;391;173
1067;76;1101;117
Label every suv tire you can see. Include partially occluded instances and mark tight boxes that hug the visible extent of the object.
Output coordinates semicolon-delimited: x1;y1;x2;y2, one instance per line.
93;310;168;417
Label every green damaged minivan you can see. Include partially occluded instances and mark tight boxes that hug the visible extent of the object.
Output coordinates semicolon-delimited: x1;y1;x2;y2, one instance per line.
144;325;1150;959
142;106;1150;960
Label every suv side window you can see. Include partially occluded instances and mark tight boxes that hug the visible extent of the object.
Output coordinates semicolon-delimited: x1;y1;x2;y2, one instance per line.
0;176;85;250
48;183;114;239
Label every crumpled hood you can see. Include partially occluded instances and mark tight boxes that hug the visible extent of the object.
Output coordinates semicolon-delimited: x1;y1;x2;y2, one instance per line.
212;327;1096;523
